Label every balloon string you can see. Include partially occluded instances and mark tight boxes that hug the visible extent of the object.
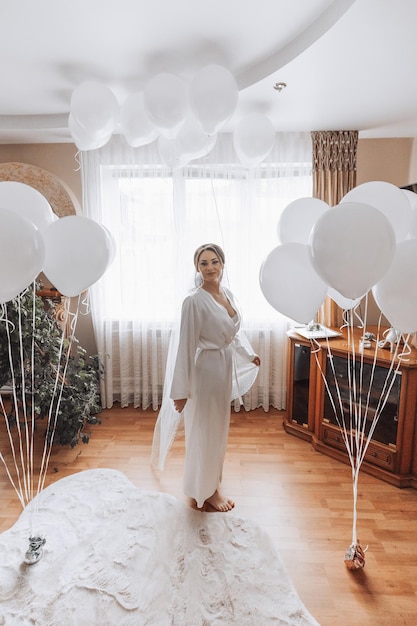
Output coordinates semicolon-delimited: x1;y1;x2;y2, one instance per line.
0;396;25;509
37;300;70;494
2;304;27;505
36;322;67;494
79;290;91;315
29;284;37;502
352;301;366;329
37;295;80;495
347;296;370;470
0;290;83;517
0;302;15;331
73;150;81;172
16;290;32;503
357;332;405;467
0;452;25;508
1;286;47;509
396;333;412;361
319;302;407;546
353;311;394;466
351;468;359;546
312;343;355;469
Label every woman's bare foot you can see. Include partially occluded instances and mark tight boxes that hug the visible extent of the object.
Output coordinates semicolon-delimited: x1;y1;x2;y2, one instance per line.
204;490;235;512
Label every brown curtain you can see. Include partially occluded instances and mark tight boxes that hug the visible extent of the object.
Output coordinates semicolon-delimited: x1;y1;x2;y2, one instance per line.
311;130;359;326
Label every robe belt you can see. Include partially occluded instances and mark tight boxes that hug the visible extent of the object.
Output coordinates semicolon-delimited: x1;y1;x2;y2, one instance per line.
197;340;242;403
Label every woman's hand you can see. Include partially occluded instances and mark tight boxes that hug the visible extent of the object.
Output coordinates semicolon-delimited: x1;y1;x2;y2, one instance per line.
252;355;261;367
173;398;187;413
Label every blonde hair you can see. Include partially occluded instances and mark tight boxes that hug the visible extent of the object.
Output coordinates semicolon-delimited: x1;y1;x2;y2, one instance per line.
193;243;225;270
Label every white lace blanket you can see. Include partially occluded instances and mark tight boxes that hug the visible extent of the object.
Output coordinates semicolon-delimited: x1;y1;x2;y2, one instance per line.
0;468;320;625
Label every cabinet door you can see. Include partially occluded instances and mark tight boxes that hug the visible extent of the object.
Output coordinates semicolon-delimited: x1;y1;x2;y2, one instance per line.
290;342;312;427
323;354;401;446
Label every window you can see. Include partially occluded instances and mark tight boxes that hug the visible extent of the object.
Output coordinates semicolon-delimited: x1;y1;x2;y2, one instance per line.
97;160;312;324
81;133;312;409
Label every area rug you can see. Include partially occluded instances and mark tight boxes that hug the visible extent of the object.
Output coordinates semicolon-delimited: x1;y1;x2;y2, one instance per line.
0;468;320;625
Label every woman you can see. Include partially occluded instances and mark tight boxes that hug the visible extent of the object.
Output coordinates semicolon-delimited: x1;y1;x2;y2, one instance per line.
152;243;260;512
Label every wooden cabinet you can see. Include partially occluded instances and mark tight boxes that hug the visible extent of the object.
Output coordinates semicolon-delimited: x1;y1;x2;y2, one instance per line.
285;327;417;488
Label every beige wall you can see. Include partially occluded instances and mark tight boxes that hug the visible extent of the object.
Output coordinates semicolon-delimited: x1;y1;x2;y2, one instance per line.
357;137;416;187
0;143;82;205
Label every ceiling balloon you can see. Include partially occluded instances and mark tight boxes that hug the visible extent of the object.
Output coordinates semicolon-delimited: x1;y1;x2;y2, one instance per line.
190;64;238;135
120;92;159;148
175;114;217;161
157;136;189;170
233;113;275;168
143;73;189;140
68;114;112;151
70;80;119;138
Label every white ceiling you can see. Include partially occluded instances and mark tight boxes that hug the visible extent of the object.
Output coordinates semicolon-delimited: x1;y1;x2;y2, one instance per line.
1;0;417;143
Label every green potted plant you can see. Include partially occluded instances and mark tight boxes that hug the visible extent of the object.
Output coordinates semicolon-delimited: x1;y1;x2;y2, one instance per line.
0;286;102;448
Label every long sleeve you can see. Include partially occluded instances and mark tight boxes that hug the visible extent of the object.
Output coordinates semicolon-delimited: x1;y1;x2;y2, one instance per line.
170;296;201;400
233;329;256;361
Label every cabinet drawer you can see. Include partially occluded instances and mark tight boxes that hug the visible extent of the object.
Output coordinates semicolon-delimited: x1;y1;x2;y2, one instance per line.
322;426;396;471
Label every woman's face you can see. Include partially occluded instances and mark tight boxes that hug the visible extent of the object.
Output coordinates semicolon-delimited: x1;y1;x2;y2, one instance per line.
198;249;223;284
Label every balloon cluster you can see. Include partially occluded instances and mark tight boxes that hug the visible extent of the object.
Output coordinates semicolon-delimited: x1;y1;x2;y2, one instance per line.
68;65;276;169
0;181;114;304
260;181;417;334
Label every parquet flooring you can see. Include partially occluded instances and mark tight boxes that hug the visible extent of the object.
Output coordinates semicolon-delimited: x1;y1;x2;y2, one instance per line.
1;405;417;625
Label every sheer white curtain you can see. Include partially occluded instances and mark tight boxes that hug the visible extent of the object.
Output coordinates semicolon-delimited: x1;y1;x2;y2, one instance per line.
81;132;312;411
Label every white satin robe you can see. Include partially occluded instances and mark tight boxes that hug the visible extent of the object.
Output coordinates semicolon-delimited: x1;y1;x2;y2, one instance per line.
169;287;258;508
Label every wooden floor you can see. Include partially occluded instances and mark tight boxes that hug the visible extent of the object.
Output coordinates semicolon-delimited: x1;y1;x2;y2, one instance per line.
1;405;417;625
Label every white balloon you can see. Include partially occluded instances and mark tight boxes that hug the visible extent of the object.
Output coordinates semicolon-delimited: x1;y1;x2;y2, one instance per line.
0;181;55;232
277;197;330;244
120;92;159;147
259;243;328;324
70;81;119;137
0;208;45;304
372;240;417;334
309;202;396;299
328;287;363;310
157;136;189;170
407;206;417;239
43;216;112;297
143;73;188;139
341;181;412;242
233;113;275;168
402;189;417;239
190;64;238;135
402;188;417;209
176;114;217;160
68;114;112;151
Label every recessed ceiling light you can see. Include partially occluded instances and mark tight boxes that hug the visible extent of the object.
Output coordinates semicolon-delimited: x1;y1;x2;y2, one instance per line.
273;82;287;92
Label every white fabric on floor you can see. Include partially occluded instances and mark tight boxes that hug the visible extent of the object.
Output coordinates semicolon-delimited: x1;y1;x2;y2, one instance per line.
0;469;320;625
